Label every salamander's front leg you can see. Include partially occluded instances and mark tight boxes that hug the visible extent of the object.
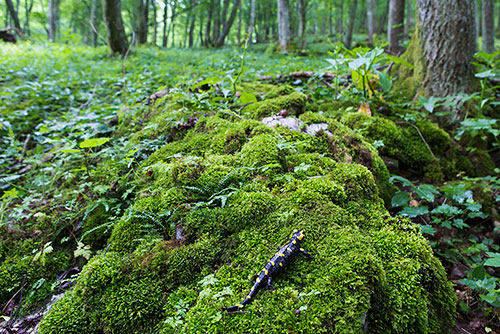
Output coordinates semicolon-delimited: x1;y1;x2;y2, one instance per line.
266;277;275;290
300;248;314;260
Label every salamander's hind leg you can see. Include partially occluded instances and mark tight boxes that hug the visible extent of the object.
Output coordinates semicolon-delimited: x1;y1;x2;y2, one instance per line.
266;277;276;290
300;248;314;260
249;273;258;283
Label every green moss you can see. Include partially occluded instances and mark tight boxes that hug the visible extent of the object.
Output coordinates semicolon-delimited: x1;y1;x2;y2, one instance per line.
38;291;93;334
263;85;295;99
225;191;277;231
237;134;281;168
242;92;308;119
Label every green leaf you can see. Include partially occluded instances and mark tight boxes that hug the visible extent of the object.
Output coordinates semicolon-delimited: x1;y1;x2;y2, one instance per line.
415;184;439;202
475;70;495;78
239;91;257;105
391;191;410;207
79;137;110;149
389;175;413;187
59;148;82;153
386;55;415;69
400;206;429;218
374;70;392;92
484;252;500;267
420;224;435;235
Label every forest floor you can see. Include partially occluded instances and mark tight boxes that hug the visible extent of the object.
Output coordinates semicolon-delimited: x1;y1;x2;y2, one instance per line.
0;42;499;333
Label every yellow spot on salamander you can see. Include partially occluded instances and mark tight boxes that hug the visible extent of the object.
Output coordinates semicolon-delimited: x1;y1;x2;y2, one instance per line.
286;247;292;252
237;304;243;307
264;269;268;275
247;295;251;299
279;254;285;257
279;263;283;267
292;240;296;244
298;234;304;240
256;278;260;282
300;248;304;251
270;261;275;266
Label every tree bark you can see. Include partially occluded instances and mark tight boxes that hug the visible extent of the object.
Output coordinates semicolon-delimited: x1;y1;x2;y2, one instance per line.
152;0;157;45
415;0;477;121
376;0;389;34
388;0;404;54
48;0;61;42
336;0;343;35
277;0;291;51
162;3;167;46
366;0;375;44
188;7;195;47
90;0;99;46
297;0;308;49
24;0;34;35
102;0;129;55
215;0;240;47
136;0;148;44
5;0;22;31
481;0;495;53
247;0;256;42
344;0;357;49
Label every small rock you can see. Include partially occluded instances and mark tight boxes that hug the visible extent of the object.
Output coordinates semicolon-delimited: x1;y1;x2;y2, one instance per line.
261;115;303;132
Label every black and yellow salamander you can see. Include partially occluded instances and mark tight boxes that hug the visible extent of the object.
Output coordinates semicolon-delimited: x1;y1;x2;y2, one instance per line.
223;230;313;312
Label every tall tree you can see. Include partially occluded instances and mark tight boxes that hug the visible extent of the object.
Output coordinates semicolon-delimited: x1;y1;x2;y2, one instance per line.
5;0;22;31
136;0;149;44
366;0;376;44
344;0;357;49
90;0;99;46
215;0;240;47
103;0;129;55
388;0;404;54
481;0;495;53
277;0;291;51
414;0;477;122
48;0;61;42
297;0;308;49
247;0;256;42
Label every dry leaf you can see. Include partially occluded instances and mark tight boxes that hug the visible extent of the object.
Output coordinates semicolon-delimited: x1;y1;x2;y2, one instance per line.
409;199;419;207
358;102;372;116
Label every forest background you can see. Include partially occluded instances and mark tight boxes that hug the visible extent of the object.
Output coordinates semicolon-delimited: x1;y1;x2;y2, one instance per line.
1;0;500;333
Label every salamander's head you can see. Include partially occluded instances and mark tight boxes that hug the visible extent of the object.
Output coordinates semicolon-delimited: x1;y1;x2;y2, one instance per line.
289;229;305;242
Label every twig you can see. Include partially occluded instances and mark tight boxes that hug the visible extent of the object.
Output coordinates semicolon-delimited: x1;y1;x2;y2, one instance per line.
397;121;436;159
21;134;31;158
79;82;99;111
1;282;27;314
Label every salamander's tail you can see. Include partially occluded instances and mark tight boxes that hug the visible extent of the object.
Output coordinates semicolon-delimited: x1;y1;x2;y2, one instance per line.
223;281;261;312
223;296;251;312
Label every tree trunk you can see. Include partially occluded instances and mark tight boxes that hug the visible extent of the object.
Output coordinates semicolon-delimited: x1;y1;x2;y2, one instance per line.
297;0;307;49
215;0;240;47
24;0;34;35
344;0;357;49
162;3;167;46
212;0;220;44
247;0;256;42
136;0;148;44
102;0;129;55
189;7;196;47
328;0;333;35
404;0;412;35
481;0;495;53
237;0;241;44
277;0;291;51
376;0;389;34
336;0;343;35
366;0;375;44
171;2;176;47
90;0;98;46
388;0;404;54
415;0;477;122
5;0;22;31
152;0;157;45
48;0;61;42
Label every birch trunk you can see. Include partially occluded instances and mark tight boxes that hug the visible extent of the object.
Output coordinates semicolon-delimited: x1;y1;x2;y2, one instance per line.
277;0;291;51
366;0;375;44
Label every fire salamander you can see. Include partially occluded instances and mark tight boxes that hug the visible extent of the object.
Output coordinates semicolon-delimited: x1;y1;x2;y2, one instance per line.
223;230;313;312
